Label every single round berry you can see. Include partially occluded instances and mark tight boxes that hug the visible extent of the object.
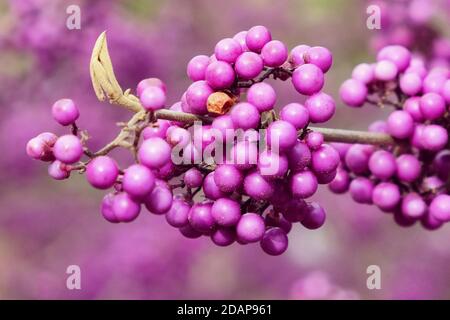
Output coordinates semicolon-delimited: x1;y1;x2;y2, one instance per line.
396;154;421;182
214;164;243;193
372;182;401;212
214;38;242;63
290;170;318;199
186;80;214;114
260;40;288;67
306;132;324;150
187;55;210;81
401;193;427;219
86;156;119;190
260;227;288;256
349;177;374;204
292;64;324;95
234;52;264;80
51;99;79;126
368;150;397;180
236;213;265;243
140;86;166;111
26;136;47;160
433;150;450;181
305;92;336;123
145;183;173;215
53;134;83;164
400;72;422;96
374;60;398;81
301;202;326;229
165;198;190;228
211;228;236;247
122;164;155;198
339;79;368;107
287;140;311;171
419;92;446;120
211;198;241;227
304;46;333;72
243;171;275;200
112;192;141;222
230;102;261;130
205;61;235;90
247;82;276;112
345;144;374;174
188;202;215;233
311;144;340;174
387;110;414;139
138;137;172;169
280;103;309;129
267;120;297;151
245;25;272;53
183;167;203;188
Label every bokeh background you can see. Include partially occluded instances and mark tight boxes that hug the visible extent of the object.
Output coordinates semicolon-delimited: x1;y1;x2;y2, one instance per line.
0;0;449;299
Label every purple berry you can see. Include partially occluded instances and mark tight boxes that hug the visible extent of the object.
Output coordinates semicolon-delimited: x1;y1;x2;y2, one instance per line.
51;99;79;126
214;164;243;193
205;61;235;89
247;82;276;112
339;79;368;107
140;86;166;111
234;52;263;80
214;38;242;63
138;137;172;169
86;156;119;190
290;170;318;199
304;92;336;123
187;55;210;81
280;103;309;129
372;182;401;212
112;192;141;222
211;198;241;227
122;164;155;198
166;198;190;228
236;213;265;243
53;134;83;164
261;40;287;67
230;102;261;130
292;64;324;95
301;202;326;229
245;26;272;53
260;227;288;255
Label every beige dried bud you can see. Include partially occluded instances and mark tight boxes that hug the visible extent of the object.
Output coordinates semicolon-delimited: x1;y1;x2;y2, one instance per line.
207;91;236;115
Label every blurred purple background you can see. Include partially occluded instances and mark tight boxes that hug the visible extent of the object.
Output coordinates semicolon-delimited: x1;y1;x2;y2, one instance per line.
0;0;449;299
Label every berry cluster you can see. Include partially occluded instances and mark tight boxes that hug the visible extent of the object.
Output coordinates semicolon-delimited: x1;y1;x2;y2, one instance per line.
27;26;337;256
335;45;450;228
